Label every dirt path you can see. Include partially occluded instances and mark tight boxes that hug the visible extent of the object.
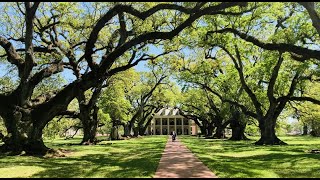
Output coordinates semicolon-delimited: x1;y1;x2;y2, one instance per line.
153;136;217;178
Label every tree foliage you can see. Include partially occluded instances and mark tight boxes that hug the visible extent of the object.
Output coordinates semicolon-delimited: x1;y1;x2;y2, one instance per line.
1;2;320;154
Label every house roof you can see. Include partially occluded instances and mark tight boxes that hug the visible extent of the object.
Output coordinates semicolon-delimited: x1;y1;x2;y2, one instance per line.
155;107;180;116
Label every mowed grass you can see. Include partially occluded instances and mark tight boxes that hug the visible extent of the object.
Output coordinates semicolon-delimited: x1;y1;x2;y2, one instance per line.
0;135;168;178
179;135;320;178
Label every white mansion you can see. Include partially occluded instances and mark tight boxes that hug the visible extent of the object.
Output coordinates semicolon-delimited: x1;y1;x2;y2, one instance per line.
146;107;199;135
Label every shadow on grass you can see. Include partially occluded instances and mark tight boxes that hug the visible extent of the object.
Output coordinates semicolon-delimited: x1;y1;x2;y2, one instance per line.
29;152;162;178
0;136;167;178
199;153;320;178
184;136;320;154
179;136;320;178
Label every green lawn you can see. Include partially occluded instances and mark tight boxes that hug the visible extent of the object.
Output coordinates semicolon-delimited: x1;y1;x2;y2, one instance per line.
1;135;319;178
0;135;168;178
179;135;320;178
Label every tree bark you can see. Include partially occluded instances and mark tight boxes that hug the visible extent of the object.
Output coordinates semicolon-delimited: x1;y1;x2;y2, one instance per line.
213;118;229;139
198;125;206;136
0;131;4;141
299;2;320;35
133;126;139;137
229;120;249;140
123;123;131;137
205;124;214;137
302;124;308;135
139;126;145;136
1;112;24;152
25;126;50;155
228;110;249;141
80;116;98;144
139;116;154;136
76;107;97;144
213;125;225;139
77;84;102;145
110;126;120;140
0;108;51;155
255;118;287;145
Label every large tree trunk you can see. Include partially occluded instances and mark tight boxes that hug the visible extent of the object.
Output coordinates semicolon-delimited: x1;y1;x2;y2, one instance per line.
229;120;249;141
110;126;120;140
198;125;206;136
124;119;135;137
213;118;227;139
25;126;49;155
255;118;287;145
123;123;131;137
202;121;210;136
138;115;154;136
302;124;308;135
1;110;50;155
81;119;98;144
80;105;99;145
213;126;225;139
1;112;25;153
0;132;4;141
137;119;145;136
133;127;139;137
206;124;214;137
139;126;145;136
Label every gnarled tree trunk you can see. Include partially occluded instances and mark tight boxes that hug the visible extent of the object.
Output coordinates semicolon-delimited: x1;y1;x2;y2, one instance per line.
206;124;214;137
80;106;99;144
229;121;249;140
1;107;51;155
213;126;225;139
138;126;145;136
198;125;206;136
77;84;103;145
1;111;26;153
25;125;49;155
110;126;120;140
133;126;139;137
213;119;229;139
229;110;249;141
123;123;131;137
255;118;287;145
303;124;308;135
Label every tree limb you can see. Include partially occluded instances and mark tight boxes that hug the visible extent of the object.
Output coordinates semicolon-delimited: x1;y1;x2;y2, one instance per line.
207;28;320;61
299;2;320;35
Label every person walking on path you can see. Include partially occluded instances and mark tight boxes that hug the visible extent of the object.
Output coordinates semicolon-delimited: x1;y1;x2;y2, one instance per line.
172;131;177;142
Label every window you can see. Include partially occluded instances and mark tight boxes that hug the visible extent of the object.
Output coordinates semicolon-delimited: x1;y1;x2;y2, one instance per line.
169;118;175;125
162;128;168;135
183;118;189;125
176;118;182;125
162;118;168;125
155;118;160;125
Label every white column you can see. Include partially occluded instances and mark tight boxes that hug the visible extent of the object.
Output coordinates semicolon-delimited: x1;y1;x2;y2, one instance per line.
153;118;155;135
167;119;169;135
174;117;177;133
160;118;163;135
182;118;184;135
